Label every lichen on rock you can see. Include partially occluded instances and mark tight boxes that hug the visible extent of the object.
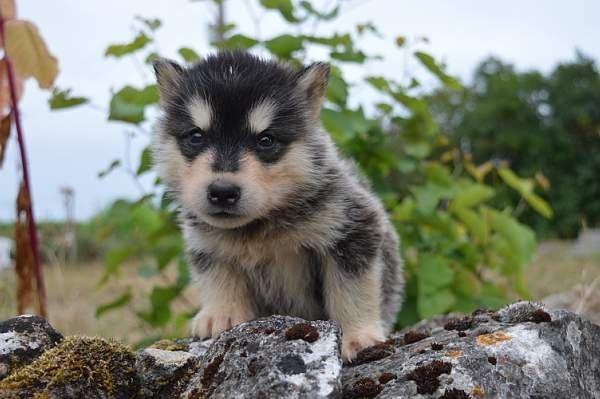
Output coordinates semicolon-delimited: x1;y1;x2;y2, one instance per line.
0;335;139;399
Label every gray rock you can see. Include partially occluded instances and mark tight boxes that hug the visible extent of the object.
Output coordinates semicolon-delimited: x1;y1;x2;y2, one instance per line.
341;301;600;398
182;315;342;398
0;314;62;379
2;302;600;399
174;337;214;358
136;347;200;398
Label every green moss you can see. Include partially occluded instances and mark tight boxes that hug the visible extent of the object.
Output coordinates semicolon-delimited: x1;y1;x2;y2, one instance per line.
150;339;187;352
0;336;139;398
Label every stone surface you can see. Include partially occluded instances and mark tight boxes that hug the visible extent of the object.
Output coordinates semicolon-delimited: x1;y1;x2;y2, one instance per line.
0;314;62;379
136;347;200;398
182;316;342;398
342;302;600;398
1;302;599;398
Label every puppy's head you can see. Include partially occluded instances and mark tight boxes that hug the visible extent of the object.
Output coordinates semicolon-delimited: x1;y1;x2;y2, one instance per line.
152;51;329;229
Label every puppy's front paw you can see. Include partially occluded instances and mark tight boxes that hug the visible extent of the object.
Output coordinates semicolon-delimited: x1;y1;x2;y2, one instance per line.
191;303;254;339
341;327;386;362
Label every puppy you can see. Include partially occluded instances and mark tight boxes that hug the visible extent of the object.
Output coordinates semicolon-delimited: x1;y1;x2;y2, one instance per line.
152;51;403;361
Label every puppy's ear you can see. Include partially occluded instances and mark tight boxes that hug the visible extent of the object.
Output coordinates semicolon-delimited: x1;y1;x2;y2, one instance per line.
153;58;183;105
297;62;330;119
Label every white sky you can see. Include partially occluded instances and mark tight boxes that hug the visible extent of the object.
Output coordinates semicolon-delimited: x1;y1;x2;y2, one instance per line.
1;0;599;220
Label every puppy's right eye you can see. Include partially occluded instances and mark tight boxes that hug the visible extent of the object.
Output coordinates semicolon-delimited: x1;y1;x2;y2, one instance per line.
185;128;204;146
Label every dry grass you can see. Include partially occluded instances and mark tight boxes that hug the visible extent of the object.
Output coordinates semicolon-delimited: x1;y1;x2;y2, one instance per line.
0;261;197;345
1;240;598;344
526;240;600;324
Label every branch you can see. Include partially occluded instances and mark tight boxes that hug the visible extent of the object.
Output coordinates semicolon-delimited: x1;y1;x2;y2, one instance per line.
0;16;47;317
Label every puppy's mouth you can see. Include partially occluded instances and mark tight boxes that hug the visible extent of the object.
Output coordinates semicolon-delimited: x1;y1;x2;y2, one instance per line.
201;208;255;229
208;210;241;218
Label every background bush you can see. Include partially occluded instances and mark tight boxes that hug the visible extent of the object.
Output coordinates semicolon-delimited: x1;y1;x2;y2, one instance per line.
429;53;600;238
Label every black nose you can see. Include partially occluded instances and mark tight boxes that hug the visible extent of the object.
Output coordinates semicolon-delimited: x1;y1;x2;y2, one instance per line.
207;181;241;207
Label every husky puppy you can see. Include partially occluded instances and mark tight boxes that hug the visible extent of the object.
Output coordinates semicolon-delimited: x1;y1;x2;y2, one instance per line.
152;51;403;360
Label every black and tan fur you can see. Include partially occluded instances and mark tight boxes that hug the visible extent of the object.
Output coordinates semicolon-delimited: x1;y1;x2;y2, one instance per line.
152;51;403;361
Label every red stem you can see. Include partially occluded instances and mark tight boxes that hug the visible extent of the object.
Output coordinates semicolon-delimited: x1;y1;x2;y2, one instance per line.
0;17;47;317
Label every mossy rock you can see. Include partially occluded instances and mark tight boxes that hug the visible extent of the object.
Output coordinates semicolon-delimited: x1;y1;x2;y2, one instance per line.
0;336;139;399
0;315;63;379
149;339;188;352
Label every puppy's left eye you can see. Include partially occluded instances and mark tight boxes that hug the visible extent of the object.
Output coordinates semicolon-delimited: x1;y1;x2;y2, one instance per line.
185;128;204;146
257;134;275;149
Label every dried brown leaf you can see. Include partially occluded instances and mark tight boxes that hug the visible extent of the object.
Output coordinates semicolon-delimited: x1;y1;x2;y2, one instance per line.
0;0;16;21
15;182;35;314
5;20;58;89
0;58;24;117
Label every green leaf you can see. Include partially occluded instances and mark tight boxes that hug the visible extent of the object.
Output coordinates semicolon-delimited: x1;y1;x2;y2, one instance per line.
392;199;416;222
48;88;88;110
497;167;530;193
260;0;298;22
419;254;455;292
488;209;536;266
98;159;121;179
450;184;494;211
498;167;552;218
138;285;181;327
419;289;455;319
454;208;489;242
144;52;160;64
325;75;348;105
137;147;153;175
215;34;259;50
136;16;162;31
404;141;431;159
300;1;339;20
178;47;200;63
425;163;453;187
417;254;456;317
96;288;132;317
376;102;393;115
320;107;373;144
523;192;553;218
109;85;159;124
356;22;382;37
154;242;181;270
366;76;391;93
321;108;353;143
176;258;191;288
414;51;461;90
105;32;151;58
105;246;134;275
331;49;366;63
413;182;454;215
303;33;351;48
265;34;303;58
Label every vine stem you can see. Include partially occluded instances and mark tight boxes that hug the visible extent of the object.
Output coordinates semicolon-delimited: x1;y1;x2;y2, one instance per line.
0;16;47;317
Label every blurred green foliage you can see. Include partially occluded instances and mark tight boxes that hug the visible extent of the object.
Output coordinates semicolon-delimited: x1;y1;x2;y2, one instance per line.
53;0;550;340
429;54;600;238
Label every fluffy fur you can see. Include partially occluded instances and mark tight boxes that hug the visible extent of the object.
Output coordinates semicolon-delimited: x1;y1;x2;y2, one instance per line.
152;51;404;361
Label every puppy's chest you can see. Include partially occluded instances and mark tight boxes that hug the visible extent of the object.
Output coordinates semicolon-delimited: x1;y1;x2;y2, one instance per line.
244;248;326;320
